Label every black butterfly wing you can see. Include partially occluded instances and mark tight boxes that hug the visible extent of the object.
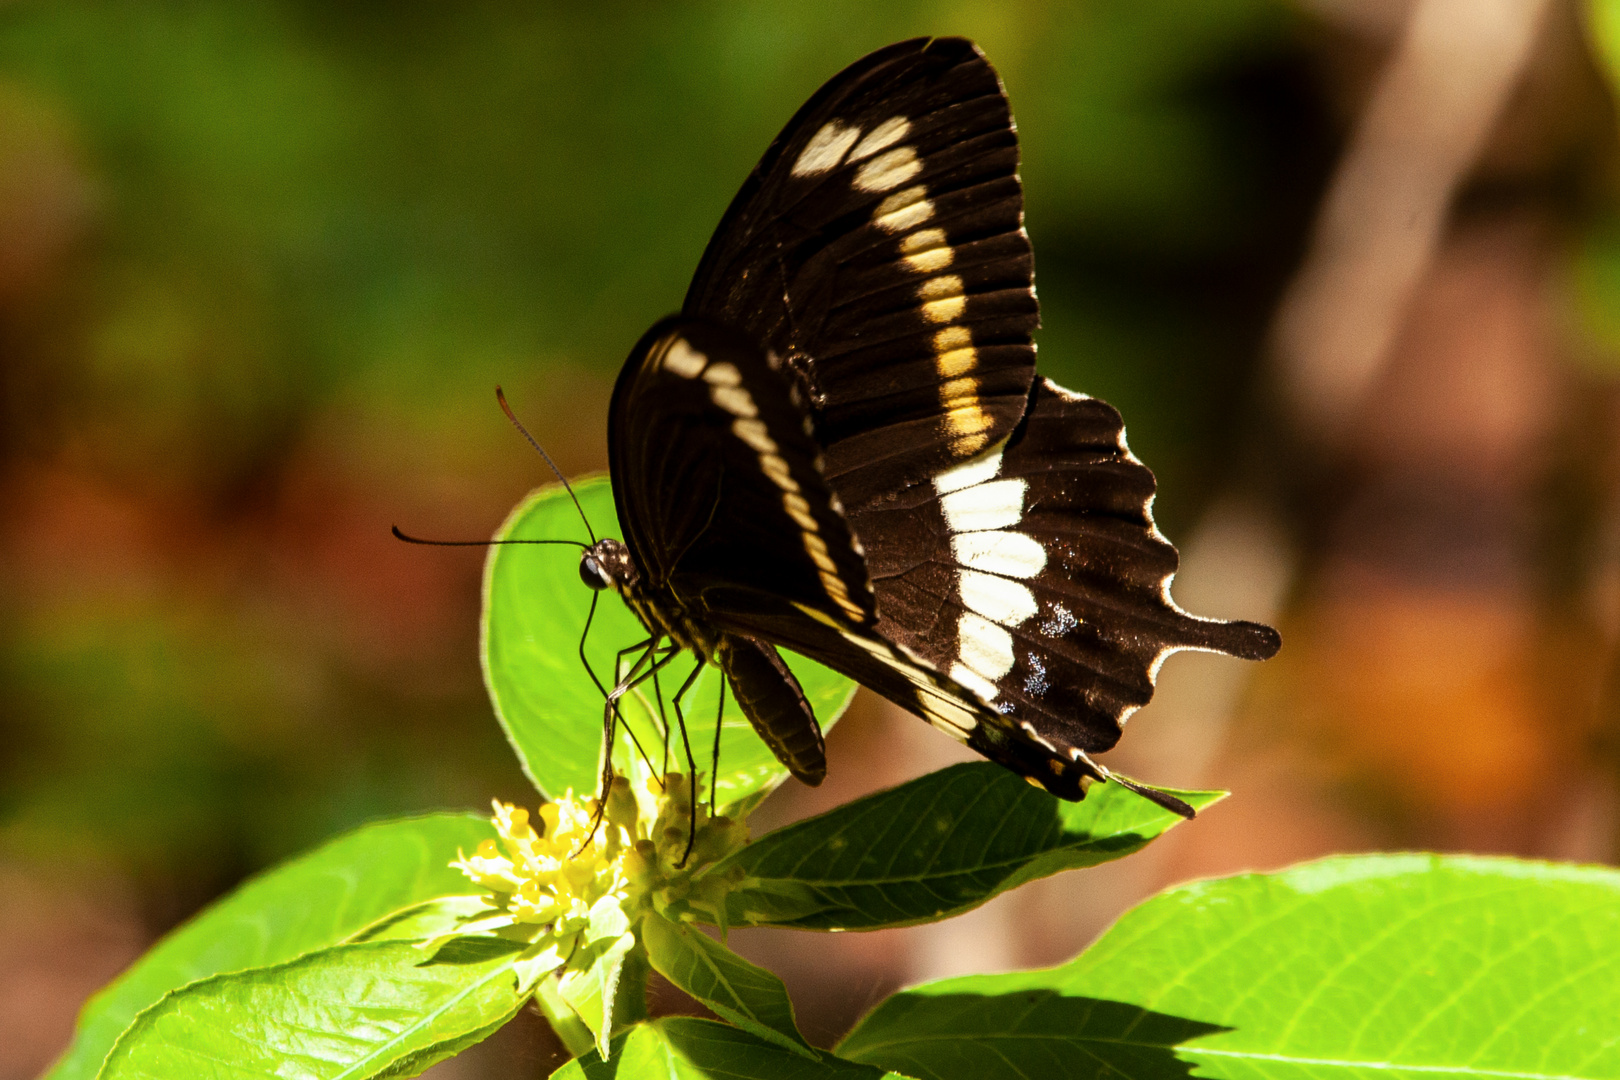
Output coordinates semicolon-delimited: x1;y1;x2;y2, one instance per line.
846;377;1282;766
683;36;1037;508
608;316;876;633
619;39;1282;807
608;316;1074;793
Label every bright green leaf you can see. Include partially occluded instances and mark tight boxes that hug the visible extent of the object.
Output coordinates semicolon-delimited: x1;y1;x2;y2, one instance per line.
553;1017;906;1080
838;854;1620;1080
481;477;855;808
1590;0;1620;93
48;812;493;1080
351;894;493;944
558;893;638;1058
100;937;527;1080
642;913;816;1059
537;973;601;1061
708;763;1216;931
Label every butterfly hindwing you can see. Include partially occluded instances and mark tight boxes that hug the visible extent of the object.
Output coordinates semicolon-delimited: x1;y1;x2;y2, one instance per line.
683;36;1037;507
846;377;1281;762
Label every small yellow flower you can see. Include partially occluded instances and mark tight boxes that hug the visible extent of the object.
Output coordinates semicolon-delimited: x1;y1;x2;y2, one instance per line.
449;769;751;955
444;771;755;1053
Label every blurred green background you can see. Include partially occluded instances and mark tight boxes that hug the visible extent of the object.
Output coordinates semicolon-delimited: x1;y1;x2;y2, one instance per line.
0;0;1322;893
8;0;1620;1074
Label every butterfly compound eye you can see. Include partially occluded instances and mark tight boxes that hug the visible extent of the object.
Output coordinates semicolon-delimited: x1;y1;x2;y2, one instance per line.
578;555;610;590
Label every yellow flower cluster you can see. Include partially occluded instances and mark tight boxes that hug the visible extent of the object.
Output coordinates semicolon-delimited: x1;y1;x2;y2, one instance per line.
450;770;751;947
453;795;630;935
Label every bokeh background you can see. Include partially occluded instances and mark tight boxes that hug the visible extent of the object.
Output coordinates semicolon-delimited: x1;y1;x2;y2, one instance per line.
6;0;1620;1075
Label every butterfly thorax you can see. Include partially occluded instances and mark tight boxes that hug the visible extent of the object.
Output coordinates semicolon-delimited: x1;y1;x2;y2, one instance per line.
580;537;721;661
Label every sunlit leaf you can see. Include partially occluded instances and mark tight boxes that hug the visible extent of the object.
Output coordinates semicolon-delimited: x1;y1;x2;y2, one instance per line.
100;937;527;1080
839;854;1620;1080
482;477;855;808
557;894;638;1058
553;1017;904;1080
706;763;1217;931
641;913;816;1059
47;813;493;1080
351;894;493;945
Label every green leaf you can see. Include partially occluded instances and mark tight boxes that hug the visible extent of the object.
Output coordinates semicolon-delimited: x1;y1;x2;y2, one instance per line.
1589;0;1620;92
708;763;1216;930
481;477;855;808
351;894;493;944
838;854;1620;1080
100;937;528;1080
641;913;816;1059
48;812;494;1080
553;1017;906;1080
537;973;601;1060
557;893;638;1058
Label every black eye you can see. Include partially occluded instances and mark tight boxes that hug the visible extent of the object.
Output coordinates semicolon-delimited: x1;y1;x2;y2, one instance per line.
579;555;609;590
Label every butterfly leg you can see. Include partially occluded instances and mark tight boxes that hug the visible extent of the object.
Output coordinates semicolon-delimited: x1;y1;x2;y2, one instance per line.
648;642;683;780
667;659;708;868
577;592;608;699
710;677;725;819
607;638;666;777
576;640;682;854
576;600;658;778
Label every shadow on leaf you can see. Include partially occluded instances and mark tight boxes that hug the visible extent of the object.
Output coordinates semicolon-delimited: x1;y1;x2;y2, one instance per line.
715;763;1220;932
419;936;526;966
837;991;1228;1080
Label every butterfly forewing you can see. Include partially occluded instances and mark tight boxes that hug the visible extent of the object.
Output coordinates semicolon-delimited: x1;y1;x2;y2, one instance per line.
608;317;876;634
683;36;1037;507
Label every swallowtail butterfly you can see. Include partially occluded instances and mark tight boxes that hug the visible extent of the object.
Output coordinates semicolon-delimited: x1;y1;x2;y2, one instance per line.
579;36;1281;815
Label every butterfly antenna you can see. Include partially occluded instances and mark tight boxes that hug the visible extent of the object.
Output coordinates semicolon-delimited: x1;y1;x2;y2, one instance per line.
495;386;596;544
391;525;586;549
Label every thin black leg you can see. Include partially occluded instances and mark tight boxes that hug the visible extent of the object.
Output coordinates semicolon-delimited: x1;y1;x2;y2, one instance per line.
669;661;707;867
575;639;682;853
609;639;660;775
710;677;726;816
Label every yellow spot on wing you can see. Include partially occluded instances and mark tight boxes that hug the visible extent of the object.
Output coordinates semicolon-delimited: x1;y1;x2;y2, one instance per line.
901;228;952;274
849;117;910;161
760;454;798;492
855;146;922;192
782;492;818;531
918;275;964;301
872;186;934;232
901;228;948;254
940;375;977;404
906;248;953;274
702;362;742;387
793;121;861;176
732;417;777;454
937;346;977;378
663;340;706;378
710;385;757;418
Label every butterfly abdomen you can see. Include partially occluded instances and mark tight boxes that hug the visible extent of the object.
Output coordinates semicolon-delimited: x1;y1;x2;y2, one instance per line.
715;635;827;786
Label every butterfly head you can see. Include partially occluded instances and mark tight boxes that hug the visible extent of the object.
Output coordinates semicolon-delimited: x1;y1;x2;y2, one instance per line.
579;538;639;592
